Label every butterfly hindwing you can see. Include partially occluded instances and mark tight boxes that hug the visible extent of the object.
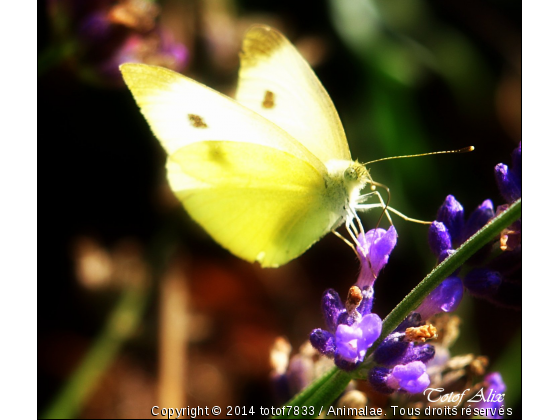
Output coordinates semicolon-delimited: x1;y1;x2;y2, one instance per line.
167;141;346;267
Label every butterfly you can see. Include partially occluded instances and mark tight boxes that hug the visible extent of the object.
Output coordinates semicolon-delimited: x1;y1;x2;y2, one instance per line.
120;25;385;267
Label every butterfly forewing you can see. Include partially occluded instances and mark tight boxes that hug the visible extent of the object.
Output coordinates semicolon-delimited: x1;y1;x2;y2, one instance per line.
120;63;325;173
236;26;352;163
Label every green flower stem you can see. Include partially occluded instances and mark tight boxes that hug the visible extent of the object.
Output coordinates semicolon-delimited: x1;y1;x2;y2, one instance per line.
370;198;521;354
277;366;338;412
297;370;352;418
276;198;520;418
42;283;150;419
274;368;351;419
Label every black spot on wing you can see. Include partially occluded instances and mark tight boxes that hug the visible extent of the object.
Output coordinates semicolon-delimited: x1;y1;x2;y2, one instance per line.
262;90;275;109
188;114;208;128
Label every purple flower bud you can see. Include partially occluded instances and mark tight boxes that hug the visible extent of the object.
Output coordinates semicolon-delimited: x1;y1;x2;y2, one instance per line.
416;277;463;320
309;329;336;358
400;344;436;365
463;269;502;298
388;361;430;394
356;227;397;288
335;313;382;366
428;221;453;256
436;195;465;245
374;332;435;367
373;333;409;367
495;163;521;203
464;199;495;241
369;366;394;394
321;289;345;332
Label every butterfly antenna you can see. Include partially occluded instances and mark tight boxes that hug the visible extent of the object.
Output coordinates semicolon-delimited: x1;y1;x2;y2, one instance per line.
362;146;474;166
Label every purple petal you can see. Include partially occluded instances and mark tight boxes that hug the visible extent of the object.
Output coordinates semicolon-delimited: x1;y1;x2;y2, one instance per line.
357;227;397;287
335;313;382;364
357;313;382;352
335;324;362;363
391;361;431;393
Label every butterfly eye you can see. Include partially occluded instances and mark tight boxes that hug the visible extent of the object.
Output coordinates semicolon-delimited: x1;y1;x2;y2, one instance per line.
344;166;358;181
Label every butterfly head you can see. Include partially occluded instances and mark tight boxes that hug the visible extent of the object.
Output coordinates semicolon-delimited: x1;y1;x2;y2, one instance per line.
343;162;370;192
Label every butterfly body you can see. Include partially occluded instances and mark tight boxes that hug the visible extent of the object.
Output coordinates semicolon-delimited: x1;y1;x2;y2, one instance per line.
121;26;371;267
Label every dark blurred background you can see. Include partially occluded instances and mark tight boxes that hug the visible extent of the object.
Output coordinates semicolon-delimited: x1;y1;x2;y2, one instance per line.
39;0;521;418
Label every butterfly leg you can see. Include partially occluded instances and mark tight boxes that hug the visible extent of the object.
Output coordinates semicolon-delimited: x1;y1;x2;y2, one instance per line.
345;216;360;245
332;230;359;258
345;212;370;258
349;206;366;238
354;191;394;225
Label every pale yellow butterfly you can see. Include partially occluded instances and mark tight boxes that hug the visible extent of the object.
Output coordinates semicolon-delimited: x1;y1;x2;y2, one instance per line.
120;25;380;267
